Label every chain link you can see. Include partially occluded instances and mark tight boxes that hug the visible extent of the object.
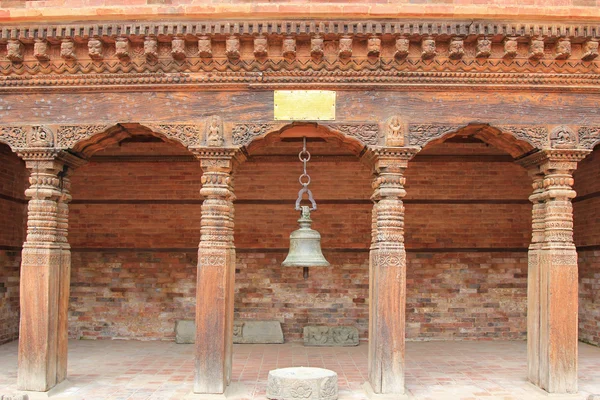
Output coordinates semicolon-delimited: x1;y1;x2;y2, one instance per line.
294;137;317;211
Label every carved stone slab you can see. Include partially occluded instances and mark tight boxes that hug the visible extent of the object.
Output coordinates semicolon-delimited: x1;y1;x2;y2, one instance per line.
267;367;338;400
175;320;195;344
303;326;359;347
234;320;284;344
176;320;284;344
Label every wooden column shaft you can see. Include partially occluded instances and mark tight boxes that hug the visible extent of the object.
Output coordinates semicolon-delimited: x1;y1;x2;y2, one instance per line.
16;150;83;392
193;148;241;395
366;147;416;395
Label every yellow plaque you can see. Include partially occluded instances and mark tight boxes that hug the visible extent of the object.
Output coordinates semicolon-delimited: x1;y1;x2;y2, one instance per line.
274;90;336;121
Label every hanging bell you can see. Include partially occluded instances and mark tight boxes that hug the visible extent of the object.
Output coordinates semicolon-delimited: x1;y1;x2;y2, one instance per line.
282;206;330;274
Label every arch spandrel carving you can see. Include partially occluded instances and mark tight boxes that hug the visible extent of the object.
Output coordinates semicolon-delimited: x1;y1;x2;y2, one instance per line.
407;122;551;158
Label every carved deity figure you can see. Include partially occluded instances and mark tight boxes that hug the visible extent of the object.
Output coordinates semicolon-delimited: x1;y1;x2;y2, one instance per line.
339;37;352;58
367;37;381;57
311;36;324;57
583;40;599;61
503;37;518;58
28;126;54;147
61;40;76;60
144;37;158;61
282;37;296;58
34;40;49;61
449;38;465;60
395;37;410;59
550;126;576;149
6;40;23;62
115;38;129;60
206;115;224;147
198;37;212;58
529;38;545;60
476;37;492;58
88;38;103;60
254;36;268;57
171;37;186;60
226;37;240;59
386;115;404;147
555;38;571;60
421;38;436;60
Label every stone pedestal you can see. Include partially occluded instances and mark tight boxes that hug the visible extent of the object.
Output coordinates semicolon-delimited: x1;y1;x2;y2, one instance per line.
267;368;338;400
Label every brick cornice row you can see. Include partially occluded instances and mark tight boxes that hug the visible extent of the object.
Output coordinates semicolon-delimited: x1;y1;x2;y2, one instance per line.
0;19;599;91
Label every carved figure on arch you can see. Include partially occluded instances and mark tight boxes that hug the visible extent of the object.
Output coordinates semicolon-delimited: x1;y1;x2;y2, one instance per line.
206;115;224;147
385;115;405;147
28;126;54;148
550;126;577;149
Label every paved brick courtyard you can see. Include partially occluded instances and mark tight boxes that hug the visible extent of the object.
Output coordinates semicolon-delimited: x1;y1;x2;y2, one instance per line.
0;340;598;400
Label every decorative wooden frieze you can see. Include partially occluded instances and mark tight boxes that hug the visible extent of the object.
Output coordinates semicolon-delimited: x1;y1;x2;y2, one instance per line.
146;124;203;147
421;37;436;60
476;37;492;58
232;123;277;146
0;126;27;150
88;38;103;61
555;38;571;60
198;36;212;58
60;39;76;60
503;37;518;58
115;37;129;60
449;37;465;60
529;37;545;60
144;37;158;61
367;37;381;57
408;124;459;148
497;125;549;149
6;40;23;62
33;39;49;61
394;37;410;59
226;36;240;59
205;115;224;147
339;36;353;59
326;123;379;145
56;125;110;149
582;40;599;61
577;126;600;149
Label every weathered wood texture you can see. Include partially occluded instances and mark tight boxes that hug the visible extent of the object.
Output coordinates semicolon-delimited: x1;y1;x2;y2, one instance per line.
519;149;589;394
193;149;239;394
0;92;598;127
366;148;415;394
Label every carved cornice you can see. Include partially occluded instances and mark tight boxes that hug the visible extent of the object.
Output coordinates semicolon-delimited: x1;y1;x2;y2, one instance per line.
0;20;599;91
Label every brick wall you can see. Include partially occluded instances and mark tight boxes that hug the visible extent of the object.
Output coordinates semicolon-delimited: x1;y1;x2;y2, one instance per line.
574;148;600;346
68;136;533;341
0;143;27;345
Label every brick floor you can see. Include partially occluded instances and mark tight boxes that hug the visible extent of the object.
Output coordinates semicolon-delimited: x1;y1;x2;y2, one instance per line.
0;340;599;399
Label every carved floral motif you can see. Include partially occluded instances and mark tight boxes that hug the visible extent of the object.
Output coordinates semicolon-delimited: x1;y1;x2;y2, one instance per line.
232;123;273;145
147;124;202;147
408;124;458;147
0;126;27;149
56;125;109;149
499;125;549;149
327;124;379;145
578;126;600;149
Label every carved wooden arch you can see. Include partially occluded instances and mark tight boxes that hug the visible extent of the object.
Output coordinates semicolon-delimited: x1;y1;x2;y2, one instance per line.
66;122;204;157
407;122;546;158
234;121;380;156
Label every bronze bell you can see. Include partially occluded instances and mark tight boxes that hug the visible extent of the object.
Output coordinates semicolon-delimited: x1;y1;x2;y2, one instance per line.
282;206;330;278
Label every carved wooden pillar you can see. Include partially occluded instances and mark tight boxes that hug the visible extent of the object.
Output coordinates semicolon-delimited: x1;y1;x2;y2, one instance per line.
519;149;589;394
365;147;416;395
192;148;243;394
16;149;85;392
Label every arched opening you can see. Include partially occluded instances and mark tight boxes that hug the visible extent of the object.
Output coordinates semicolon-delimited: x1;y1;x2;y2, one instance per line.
404;127;532;341
573;143;600;348
67;124;201;340
233;123;373;341
0;142;28;346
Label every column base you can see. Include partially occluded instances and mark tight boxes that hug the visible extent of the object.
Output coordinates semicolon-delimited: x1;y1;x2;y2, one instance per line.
17;379;76;399
363;382;409;400
185;382;247;399
525;382;580;398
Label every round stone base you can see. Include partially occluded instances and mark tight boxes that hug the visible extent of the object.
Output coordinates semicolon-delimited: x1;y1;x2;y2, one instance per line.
266;367;338;400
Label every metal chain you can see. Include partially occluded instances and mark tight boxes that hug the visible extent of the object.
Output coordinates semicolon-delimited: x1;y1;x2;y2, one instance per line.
295;137;317;211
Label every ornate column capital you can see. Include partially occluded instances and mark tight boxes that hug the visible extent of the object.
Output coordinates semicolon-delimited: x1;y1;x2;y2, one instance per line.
190;147;246;172
517;149;590;174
